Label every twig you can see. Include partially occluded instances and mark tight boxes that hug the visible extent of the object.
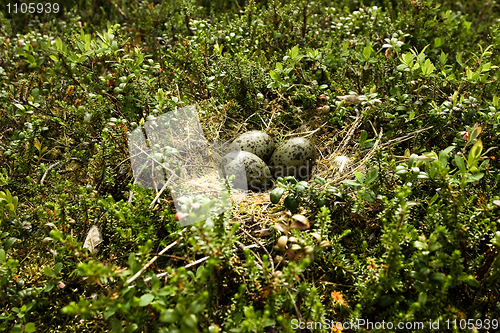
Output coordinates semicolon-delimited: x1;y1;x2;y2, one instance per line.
111;0;127;17
235;241;260;250
19;245;36;265
235;241;263;269
287;287;303;322
185;256;210;268
380;126;433;148
321;281;354;288
39;157;84;186
340;115;363;153
149;173;175;208
284;122;327;138
40;161;62;186
328;128;384;185
126;239;179;285
12;98;59;119
368;119;378;136
112;151;146;171
143;271;169;283
127;177;138;205
143;255;210;283
131;142;179;176
240;228;274;275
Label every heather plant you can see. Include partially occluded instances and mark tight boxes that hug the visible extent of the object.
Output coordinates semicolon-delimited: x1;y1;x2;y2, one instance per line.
1;0;500;332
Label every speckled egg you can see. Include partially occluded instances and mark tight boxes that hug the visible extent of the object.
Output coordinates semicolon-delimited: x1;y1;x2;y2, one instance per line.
269;137;316;180
232;131;276;163
219;151;272;191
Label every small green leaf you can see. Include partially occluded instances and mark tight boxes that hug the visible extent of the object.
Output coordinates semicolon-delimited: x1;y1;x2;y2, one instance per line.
26;54;35;65
25;323;36;333
403;52;413;64
363;189;376;202
354;171;365;183
466;172;484;183
5;203;14;212
183;314;197;328
43;266;54;277
45;280;55;292
269;70;280;81
124;324;138;333
414;241;426;250
363;45;373;61
469;126;482;142
422;58;435;75
434;37;442;48
492;232;500;247
264;319;276;327
418;292;427;306
53;262;63;275
190;300;205;314
270;188;285;204
160;309;180;323
359;130;368;144
10;325;23;333
284;195;300;212
397;64;409;71
104;307;117;320
410;271;426;281
343;179;361;188
128;253;136;268
365;169;378;185
468;138;483;166
14;103;25;111
4;237;17;251
175;303;187;316
111;318;122;330
295;184;306;196
283;176;297;185
429;241;442;252
463;275;480;288
314;177;325;185
139;294;155;307
438;146;455;167
439;51;447;65
0;249;5;264
454;155;466;175
429;272;446;282
55;37;63;50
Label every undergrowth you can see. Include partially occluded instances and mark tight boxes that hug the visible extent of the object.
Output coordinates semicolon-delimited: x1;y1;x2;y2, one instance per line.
1;0;500;332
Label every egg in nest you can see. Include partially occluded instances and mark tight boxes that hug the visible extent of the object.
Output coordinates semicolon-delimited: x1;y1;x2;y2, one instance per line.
269;137;316;180
219;151;272;191
232;131;276;163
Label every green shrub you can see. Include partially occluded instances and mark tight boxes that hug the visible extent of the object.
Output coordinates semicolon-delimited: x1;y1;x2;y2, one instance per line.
1;0;500;331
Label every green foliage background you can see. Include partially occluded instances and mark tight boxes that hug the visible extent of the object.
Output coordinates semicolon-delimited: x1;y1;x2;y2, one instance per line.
1;0;500;332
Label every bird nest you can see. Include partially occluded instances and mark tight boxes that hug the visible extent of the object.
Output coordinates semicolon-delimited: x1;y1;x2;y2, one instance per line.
311;115;382;184
130;104;431;224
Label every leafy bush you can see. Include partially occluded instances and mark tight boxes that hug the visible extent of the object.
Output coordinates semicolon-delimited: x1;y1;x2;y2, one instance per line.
1;0;500;332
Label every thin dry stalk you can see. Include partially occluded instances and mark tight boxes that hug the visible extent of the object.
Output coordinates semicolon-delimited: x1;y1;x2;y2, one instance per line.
126;238;181;285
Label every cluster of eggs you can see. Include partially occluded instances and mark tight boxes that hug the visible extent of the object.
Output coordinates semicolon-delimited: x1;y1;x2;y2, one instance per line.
218;131;316;191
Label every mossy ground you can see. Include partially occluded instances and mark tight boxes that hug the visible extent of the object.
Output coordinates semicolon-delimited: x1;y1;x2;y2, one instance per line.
1;1;500;332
